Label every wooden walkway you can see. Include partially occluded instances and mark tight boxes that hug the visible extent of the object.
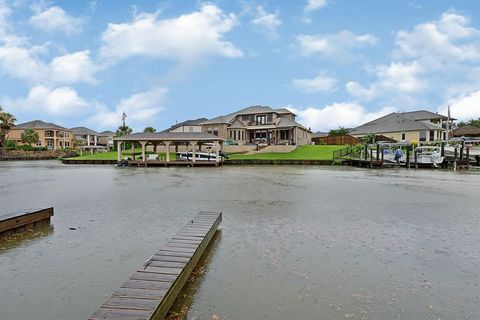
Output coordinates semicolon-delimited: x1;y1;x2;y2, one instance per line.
89;211;222;320
0;207;53;238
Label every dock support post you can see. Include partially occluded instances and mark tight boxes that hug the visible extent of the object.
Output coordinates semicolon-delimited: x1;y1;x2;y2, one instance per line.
364;145;368;161
191;141;197;163
131;143;135;160
466;146;470;162
117;141;122;162
414;149;418;169
140;141;147;163
376;143;380;160
381;147;384;163
454;147;458;163
165;141;171;162
441;142;445;157
214;141;220;163
406;147;410;169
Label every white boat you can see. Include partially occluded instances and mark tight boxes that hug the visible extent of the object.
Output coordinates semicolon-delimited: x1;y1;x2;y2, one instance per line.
412;146;444;165
176;151;223;162
444;139;480;160
381;146;444;166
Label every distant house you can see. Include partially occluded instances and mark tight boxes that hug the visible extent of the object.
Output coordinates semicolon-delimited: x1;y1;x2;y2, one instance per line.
311;132;328;144
350;110;455;143
6;120;74;150
201;106;311;145
98;131;115;148
164;118;208;133
71;127;100;147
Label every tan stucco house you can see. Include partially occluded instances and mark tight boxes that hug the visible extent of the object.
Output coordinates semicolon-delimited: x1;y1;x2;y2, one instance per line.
7;120;74;150
350;110;454;143
201;106;312;145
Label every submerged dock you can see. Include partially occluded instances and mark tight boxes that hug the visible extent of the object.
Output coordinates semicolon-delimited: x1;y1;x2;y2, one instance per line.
0;207;53;238
89;211;222;320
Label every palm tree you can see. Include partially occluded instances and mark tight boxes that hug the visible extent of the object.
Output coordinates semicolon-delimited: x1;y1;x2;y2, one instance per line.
21;129;39;146
0;107;17;149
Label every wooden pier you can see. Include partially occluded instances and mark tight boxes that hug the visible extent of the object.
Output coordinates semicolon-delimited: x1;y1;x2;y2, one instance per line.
127;160;222;167
0;207;54;238
89;211;222;320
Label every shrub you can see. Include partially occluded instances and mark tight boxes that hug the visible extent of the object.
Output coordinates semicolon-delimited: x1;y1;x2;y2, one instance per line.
17;144;35;151
5;140;16;150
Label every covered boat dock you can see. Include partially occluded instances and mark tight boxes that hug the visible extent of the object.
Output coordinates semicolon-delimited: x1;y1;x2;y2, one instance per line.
113;132;224;166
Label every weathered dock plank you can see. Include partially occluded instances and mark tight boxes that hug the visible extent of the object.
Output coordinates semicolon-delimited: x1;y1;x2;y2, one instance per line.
89;211;222;320
0;207;53;238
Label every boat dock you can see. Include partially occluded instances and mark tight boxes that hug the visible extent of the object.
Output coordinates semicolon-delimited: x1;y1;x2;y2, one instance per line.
0;207;54;238
0;207;53;239
89;211;222;320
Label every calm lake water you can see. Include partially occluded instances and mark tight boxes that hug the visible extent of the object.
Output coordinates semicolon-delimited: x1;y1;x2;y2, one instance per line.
1;161;479;320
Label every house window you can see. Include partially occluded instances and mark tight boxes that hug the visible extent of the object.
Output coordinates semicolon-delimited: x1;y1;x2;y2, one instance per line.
37;140;42;146
267;113;273;123
429;130;435;141
419;130;426;142
401;133;406;140
66;141;70;147
241;131;244;140
280;130;289;140
256;115;266;125
255;131;267;139
233;131;237;140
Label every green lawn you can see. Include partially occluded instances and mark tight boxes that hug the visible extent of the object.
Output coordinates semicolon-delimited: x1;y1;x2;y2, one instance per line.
66;150;176;160
228;145;346;160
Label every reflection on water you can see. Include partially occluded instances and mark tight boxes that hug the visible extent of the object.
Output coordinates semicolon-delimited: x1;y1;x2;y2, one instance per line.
1;161;480;320
0;225;54;252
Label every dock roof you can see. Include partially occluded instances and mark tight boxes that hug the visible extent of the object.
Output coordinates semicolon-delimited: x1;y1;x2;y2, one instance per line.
113;132;224;142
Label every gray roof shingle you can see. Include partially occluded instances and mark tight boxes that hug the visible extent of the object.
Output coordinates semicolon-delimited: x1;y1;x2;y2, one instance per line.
350;112;445;135
71;126;99;136
14;120;68;130
402;110;454;121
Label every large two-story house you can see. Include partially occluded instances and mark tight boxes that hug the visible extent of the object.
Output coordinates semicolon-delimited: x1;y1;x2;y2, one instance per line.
200;106;311;145
7;120;74;150
350;110;455;142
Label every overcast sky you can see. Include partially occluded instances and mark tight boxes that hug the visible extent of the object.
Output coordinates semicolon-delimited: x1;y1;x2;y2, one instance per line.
1;0;480;132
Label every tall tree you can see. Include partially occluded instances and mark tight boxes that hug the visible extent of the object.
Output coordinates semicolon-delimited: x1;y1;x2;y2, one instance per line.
457;118;480;128
0;107;17;148
143;126;156;133
21;129;40;146
328;127;349;136
115;125;133;137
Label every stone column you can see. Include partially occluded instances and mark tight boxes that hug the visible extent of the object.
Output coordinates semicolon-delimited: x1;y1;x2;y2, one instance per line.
117;141;122;162
165;141;171;162
140;141;147;161
94;135;97;146
87;135;91;146
131;142;135;160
